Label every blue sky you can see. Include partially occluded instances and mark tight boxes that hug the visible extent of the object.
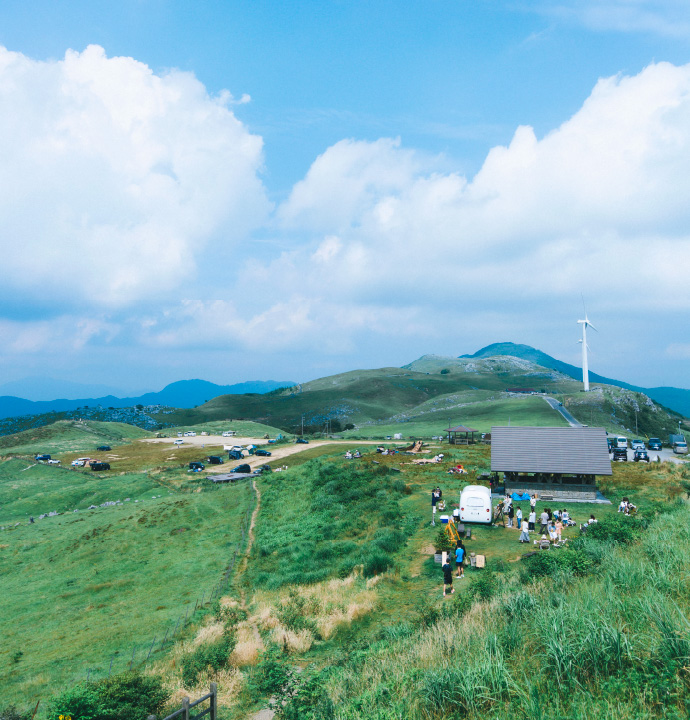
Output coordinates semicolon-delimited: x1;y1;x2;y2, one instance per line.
1;1;690;395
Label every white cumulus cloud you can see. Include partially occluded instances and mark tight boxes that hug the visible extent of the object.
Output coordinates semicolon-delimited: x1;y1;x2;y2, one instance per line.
0;45;269;311
268;61;690;320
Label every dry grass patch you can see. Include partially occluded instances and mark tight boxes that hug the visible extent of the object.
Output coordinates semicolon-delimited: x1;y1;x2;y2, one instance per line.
251;569;381;647
230;624;264;666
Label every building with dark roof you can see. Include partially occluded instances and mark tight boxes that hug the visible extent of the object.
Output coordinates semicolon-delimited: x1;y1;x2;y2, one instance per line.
490;426;612;501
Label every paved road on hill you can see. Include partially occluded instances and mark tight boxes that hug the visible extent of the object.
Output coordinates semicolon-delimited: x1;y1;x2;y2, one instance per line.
544;397;583;427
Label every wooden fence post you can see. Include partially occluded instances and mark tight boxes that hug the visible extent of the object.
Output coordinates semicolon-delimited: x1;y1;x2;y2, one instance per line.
182;696;190;720
146;636;157;663
210;682;217;720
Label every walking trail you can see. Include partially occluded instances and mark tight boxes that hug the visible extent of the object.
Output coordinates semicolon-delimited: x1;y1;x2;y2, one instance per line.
235;479;275;720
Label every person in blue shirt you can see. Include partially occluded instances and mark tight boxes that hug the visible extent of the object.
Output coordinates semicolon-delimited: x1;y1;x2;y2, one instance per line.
455;542;466;578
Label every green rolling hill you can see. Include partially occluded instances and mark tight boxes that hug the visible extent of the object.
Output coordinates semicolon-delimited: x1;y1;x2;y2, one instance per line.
145;353;682;439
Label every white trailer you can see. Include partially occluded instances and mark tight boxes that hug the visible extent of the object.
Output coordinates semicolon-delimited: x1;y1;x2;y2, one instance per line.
459;485;492;524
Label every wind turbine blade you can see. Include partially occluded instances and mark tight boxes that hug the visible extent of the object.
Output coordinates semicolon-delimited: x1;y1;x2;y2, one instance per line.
587;322;598;332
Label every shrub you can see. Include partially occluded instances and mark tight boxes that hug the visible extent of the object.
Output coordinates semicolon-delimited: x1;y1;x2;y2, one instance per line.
0;707;30;720
434;528;453;554
522;548;595;579
469;571;498;601
181;630;236;688
47;672;169;720
250;654;292;696
585;514;647;544
363;550;394;577
277;590;318;633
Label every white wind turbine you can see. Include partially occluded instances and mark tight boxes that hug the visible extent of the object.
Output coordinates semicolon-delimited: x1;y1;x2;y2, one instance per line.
577;311;597;392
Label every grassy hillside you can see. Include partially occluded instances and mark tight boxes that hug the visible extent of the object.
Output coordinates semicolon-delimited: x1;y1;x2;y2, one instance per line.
0;468;252;708
0;420;152;456
149;360;581;434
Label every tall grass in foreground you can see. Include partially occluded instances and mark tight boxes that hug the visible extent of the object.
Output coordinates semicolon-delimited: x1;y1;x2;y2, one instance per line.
314;505;690;719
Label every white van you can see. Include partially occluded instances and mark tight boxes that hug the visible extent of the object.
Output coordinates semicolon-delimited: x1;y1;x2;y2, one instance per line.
459;485;492;524
615;436;628;449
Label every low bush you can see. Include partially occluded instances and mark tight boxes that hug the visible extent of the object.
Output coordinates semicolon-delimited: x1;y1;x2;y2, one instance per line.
585;513;647;544
469;571;498;601
0;707;30;720
181;629;236;688
46;672;169;720
522;547;595;580
249;654;292;696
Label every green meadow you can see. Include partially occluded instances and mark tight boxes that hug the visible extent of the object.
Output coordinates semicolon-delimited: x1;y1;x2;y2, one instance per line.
0;444;253;709
2;417;690;719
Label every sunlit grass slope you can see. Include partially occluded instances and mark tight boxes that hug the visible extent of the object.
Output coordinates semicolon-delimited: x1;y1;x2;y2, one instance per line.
0;420;152;456
0;482;252;707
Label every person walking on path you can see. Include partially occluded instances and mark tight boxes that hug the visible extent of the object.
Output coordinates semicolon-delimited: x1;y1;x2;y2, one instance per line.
516;506;522;530
539;510;549;535
455;543;466;578
528;510;536;531
442;559;455;596
507;503;514;528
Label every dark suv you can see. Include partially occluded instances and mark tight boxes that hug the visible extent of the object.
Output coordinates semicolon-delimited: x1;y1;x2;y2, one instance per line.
96;445;111;452
634;449;650;462
612;448;628;462
90;462;111;471
207;456;224;464
648;438;662;451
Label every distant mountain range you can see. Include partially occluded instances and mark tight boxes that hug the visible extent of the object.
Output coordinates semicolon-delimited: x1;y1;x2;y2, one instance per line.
0;379;295;420
460;343;690;417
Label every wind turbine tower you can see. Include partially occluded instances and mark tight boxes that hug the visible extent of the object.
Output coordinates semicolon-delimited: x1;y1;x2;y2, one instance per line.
577;314;597;392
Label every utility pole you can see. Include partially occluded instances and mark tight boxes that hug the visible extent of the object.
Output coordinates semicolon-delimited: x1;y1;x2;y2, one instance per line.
301;414;304;436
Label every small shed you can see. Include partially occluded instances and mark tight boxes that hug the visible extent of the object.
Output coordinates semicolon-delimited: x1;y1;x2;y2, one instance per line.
491;426;611;501
447;425;479;445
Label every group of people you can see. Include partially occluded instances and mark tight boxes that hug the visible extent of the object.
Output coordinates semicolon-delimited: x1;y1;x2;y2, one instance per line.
617;497;637;515
344;450;362;459
500;494;593;546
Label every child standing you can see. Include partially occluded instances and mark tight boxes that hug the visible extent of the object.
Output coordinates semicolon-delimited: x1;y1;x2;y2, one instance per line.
516;506;522;530
555;519;563;543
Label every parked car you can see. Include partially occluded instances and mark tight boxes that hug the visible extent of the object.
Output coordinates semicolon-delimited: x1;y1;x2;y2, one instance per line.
673;441;688;455
296;438;309;444
633;449;650;462
612;448;628;462
207;456;224;465
232;464;252;473
35;454;51;461
606;438;615;451
614;436;628;449
255;449;272;457
47;459;61;465
189;462;205;471
228;450;244;460
648;438;663;450
631;439;645;450
256;464;272;474
96;445;112;452
90;462;110;471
